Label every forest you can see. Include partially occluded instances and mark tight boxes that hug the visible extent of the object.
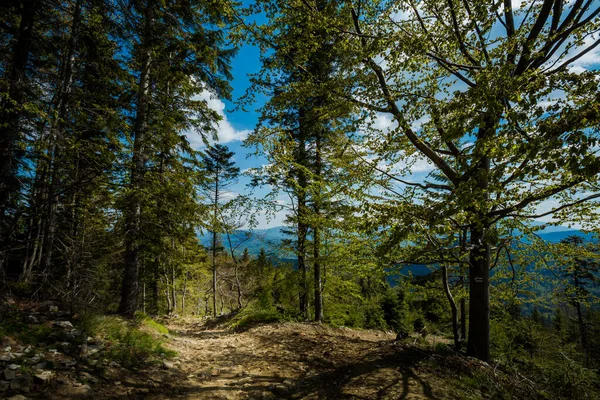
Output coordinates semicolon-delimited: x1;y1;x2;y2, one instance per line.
1;0;600;398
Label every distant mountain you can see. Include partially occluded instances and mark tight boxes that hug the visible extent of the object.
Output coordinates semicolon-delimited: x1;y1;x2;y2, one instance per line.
536;230;596;243
198;225;596;259
199;227;288;255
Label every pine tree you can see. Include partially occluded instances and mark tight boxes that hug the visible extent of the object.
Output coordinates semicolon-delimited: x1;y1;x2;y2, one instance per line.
201;144;240;316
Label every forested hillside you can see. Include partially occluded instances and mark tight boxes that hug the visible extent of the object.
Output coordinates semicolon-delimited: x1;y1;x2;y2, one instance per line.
1;0;600;398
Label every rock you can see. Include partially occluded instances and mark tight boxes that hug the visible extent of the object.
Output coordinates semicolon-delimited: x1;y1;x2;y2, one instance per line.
269;384;289;396
162;360;174;369
34;362;47;370
210;369;220;377
49;306;59;313
48;349;58;354
3;369;16;380
86;344;103;355
0;354;14;362
33;371;53;384
9;375;31;392
0;380;9;391
7;395;29;400
53;321;73;329
7;364;19;370
70;384;92;396
59;360;76;368
26;315;39;324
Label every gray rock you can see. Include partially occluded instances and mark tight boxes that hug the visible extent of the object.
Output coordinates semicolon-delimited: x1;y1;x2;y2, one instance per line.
7;364;20;370
9;375;31;392
86;344;103;355
3;369;16;380
34;362;47;370
270;384;289;396
0;380;9;391
162;360;174;369
53;321;73;329
33;371;53;384
0;354;14;362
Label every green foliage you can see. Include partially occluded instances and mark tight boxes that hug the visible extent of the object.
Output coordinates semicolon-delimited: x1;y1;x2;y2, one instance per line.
134;312;170;335
228;302;290;330
79;314;175;367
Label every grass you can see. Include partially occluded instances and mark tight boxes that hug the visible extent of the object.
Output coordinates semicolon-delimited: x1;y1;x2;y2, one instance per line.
0;313;53;345
79;313;176;367
228;303;290;330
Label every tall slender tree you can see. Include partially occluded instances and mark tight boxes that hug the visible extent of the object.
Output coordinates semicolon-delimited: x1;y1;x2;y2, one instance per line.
201;144;239;316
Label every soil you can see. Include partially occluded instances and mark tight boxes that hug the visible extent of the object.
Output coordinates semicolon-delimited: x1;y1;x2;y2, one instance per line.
84;320;453;400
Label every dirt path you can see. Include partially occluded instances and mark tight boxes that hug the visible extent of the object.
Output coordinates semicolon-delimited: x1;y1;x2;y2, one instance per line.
142;321;443;400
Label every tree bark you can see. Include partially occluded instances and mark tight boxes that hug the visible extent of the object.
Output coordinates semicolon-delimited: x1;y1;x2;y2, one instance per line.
466;224;491;361
297;108;309;320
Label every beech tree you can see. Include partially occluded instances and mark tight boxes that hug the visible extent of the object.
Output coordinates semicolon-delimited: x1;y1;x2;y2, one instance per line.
246;0;600;360
341;0;600;361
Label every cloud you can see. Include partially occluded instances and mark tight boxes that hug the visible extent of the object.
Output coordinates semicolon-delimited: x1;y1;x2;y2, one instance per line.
185;90;251;149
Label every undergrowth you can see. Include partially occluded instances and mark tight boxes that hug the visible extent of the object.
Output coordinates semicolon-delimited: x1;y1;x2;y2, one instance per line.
228;302;291;330
79;313;175;367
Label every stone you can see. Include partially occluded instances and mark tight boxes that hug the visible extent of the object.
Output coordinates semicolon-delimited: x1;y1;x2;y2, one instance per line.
86;345;103;355
162;360;174;369
9;375;31;392
34;362;48;370
269;384;289;396
0;380;9;391
3;369;16;380
7;364;19;370
26;316;39;324
7;395;29;400
0;354;13;362
53;321;73;329
49;306;59;313
71;384;92;395
34;371;53;384
48;349;58;354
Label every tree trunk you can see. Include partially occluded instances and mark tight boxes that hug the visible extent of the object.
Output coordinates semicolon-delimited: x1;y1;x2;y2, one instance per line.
442;265;462;350
119;1;154;317
212;176;219;317
466;224;491;361
40;0;83;274
297;108;309;320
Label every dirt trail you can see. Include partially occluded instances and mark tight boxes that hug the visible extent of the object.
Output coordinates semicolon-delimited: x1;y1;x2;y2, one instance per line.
141;321;441;400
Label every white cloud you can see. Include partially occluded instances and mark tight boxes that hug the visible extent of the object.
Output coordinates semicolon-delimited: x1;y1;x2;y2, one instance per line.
185;90;251;149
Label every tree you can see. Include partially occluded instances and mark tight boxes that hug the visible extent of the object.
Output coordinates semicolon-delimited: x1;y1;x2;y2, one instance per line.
243;0;358;322
201;144;240;316
117;0;234;317
301;0;600;361
557;236;599;364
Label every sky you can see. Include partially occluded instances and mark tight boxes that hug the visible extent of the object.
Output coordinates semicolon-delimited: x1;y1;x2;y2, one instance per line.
185;1;600;230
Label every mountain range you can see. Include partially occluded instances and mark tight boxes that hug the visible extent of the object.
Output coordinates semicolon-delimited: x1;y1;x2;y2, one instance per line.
200;224;596;256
